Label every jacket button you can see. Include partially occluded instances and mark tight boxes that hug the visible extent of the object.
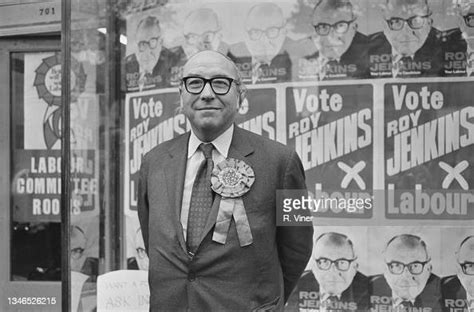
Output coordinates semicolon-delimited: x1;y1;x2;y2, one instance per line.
188;272;196;281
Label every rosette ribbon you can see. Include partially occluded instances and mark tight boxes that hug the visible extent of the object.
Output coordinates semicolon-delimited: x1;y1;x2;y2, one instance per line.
211;158;255;247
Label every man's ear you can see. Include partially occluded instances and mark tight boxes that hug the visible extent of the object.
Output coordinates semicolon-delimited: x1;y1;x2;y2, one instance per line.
179;87;184;108
426;263;432;273
239;84;248;106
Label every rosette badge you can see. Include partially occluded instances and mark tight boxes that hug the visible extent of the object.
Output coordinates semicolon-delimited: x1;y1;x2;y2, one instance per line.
211;158;255;198
211;158;255;247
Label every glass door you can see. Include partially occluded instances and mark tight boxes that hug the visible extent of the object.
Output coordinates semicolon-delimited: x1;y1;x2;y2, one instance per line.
0;37;62;312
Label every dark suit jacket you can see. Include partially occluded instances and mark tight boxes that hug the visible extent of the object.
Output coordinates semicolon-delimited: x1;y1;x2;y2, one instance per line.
441;28;471;77
368;273;443;311
441;275;470;312
368;27;444;78
138;126;313;311
285;270;369;311
296;31;370;81
124;47;176;91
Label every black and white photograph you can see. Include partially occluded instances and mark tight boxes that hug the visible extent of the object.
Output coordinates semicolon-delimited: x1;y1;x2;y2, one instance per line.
0;0;473;311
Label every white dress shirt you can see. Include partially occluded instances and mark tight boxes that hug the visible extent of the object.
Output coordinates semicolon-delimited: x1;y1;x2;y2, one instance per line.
180;124;234;240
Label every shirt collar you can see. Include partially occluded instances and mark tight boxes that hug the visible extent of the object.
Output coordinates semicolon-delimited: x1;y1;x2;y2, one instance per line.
188;124;234;159
391;48;414;63
320;292;342;302
392;295;415;307
467;291;474;307
466;47;474;60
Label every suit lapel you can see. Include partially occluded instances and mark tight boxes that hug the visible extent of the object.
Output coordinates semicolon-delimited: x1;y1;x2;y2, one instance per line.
164;132;190;254
198;126;255;246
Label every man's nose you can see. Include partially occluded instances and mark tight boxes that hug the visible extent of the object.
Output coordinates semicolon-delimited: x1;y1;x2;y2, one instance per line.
200;82;215;100
329;262;340;273
401;266;414;278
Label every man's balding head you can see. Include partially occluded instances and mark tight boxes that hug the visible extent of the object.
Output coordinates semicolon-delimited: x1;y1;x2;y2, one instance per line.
246;3;285;28
314;0;354;14
182;50;241;83
314;232;355;257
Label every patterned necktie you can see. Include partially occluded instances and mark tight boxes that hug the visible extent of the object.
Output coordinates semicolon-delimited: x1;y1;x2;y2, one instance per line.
186;143;214;253
393;55;411;77
321;295;339;312
400;300;413;311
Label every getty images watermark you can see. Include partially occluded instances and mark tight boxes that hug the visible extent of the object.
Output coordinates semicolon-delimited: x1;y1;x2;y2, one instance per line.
276;189;373;225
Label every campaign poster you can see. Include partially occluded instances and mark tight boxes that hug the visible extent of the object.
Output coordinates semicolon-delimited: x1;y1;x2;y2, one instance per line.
292;0;370;82
384;82;474;220
286;226;369;312
125;89;183;212
366;0;450;79
11;52;99;222
439;227;474;311
11;150;97;222
124;86;278;212
122;1;311;92
285;84;373;219
235;87;277;141
367;227;443;312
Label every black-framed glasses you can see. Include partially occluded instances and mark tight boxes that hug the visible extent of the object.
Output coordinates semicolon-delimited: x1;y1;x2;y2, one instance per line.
185;31;218;44
463;13;474;27
314;257;357;271
137;37;160;51
386;259;430;275
313;19;356;36
459;261;474;275
247;26;284;40
385;13;432;31
71;247;84;260
182;76;235;95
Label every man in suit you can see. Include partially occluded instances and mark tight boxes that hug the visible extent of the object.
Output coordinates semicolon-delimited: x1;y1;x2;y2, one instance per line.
286;232;369;312
228;3;294;84
295;0;369;81
369;234;442;311
441;235;474;312
124;16;176;91
368;0;444;78
137;50;313;311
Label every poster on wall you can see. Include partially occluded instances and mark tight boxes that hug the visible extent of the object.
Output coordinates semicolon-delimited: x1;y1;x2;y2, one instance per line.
285;225;474;312
384;81;474;220
124;86;279;213
121;0;380;93
285;84;373;220
11;52;99;223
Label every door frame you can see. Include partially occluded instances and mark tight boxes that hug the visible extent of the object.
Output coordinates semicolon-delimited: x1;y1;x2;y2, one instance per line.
0;35;62;312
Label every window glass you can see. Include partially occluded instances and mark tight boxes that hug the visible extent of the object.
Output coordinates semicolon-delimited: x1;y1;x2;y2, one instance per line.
10;52;62;281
